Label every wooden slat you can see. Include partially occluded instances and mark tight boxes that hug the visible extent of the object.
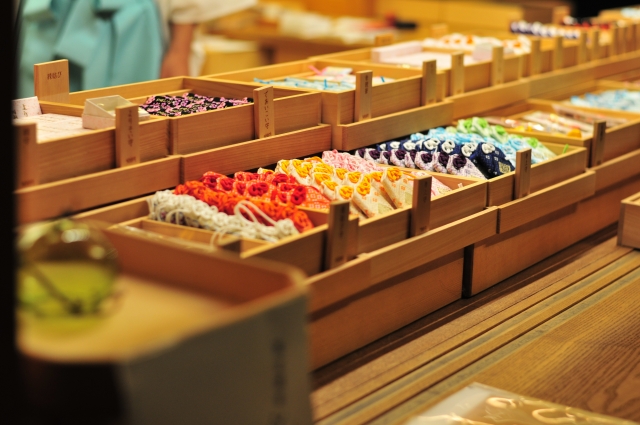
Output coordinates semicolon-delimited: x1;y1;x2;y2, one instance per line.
513;148;531;200
273;93;322;134
16;157;180;224
367;208;498;285
490;46;504;86
309;250;463;370
591;28;601;61
325;201;351;270
450;80;529;120
354;71;373;122
171;104;254;154
115;104;140;167
592;148;640;191
14;122;38;188
421;60;437;106
72;196;150;225
590;120;607;167
529;38;542;76
181;125;331;181
578;31;588;65
253;85;275;138
335;102;454;151
34;59;70;103
449;52;465;96
410;175;431;237
498;171;596;234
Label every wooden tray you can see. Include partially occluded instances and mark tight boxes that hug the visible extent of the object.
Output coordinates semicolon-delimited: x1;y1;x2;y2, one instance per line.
479;99;640;167
73;171;494;369
207;59;457;149
33;60;323;155
310;43;525;89
14;99;178;225
18;225;312;423
307;46;531;120
19;102;169;185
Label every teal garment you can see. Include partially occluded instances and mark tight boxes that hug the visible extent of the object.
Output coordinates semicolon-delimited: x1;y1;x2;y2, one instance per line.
17;0;165;98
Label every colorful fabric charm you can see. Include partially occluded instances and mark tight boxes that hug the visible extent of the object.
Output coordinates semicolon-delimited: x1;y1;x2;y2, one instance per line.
141;93;252;116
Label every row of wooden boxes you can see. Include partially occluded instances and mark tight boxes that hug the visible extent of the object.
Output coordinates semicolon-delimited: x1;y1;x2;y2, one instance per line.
15;33;640;376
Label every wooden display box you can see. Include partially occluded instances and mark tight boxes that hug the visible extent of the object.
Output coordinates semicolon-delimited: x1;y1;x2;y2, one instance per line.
207;59;458;150
480;99;640;167
14;101;178;225
18;225;313;424
513;27;640;97
67;77;323;155
529;52;640;98
73;172;494;369
310;44;530;119
33;60;324;156
618;191;640;249
18;102;170;183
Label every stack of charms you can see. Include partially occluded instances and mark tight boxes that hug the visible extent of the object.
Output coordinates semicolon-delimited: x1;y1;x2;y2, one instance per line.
266;152;452;220
148;171;324;242
454;117;558;164
141;92;253;117
358;118;557;179
148;153;454;240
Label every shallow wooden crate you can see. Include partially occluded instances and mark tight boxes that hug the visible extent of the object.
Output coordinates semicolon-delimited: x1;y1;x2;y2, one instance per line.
533;71;640;103
524;44;640;97
311;44;525;89
30;102;170;184
18;225;313;424
16;156;181;225
310;45;530;117
464;171;640;296
480;99;640;166
73;172;493;369
618;190;640;249
180;125;332;181
66;77;322;155
207;59;458;149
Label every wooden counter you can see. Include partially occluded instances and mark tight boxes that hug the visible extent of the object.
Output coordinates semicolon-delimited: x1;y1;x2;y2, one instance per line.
311;225;640;424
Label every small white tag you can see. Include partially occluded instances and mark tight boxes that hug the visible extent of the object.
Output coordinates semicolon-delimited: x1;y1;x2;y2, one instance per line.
12;96;42;119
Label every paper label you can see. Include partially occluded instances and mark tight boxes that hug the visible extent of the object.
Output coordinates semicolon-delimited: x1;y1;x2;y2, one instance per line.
12;97;42;119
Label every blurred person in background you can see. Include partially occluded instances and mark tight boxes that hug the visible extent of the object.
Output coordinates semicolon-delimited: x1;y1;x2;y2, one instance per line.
15;0;256;98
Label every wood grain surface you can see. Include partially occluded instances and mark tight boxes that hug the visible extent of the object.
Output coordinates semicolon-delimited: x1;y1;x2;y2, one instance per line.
311;226;639;423
374;254;640;425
